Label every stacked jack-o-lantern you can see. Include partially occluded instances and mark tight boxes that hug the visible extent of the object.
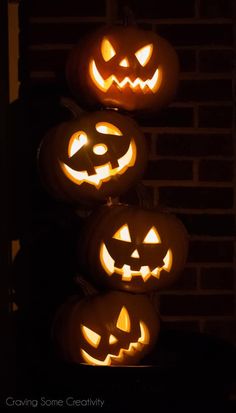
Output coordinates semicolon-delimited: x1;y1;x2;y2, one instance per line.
38;24;188;367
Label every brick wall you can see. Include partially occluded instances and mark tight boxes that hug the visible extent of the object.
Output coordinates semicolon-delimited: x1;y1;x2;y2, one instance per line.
18;0;236;345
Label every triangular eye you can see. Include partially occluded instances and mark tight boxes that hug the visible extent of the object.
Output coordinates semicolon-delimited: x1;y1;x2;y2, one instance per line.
135;44;153;66
143;227;161;244
101;38;116;62
113;224;131;242
81;325;101;348
96;122;122;136
68;131;88;158
116;306;131;332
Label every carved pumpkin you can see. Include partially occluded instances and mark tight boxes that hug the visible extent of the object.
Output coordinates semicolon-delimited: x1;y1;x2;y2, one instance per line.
78;205;188;293
66;25;179;112
52;291;160;366
38;110;147;204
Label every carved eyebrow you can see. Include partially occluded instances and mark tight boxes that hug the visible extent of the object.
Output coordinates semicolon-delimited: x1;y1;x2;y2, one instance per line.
96;122;122;136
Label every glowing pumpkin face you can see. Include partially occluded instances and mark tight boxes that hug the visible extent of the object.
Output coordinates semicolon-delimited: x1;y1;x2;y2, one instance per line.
38;111;147;204
78;205;188;293
52;291;160;366
66;26;179;112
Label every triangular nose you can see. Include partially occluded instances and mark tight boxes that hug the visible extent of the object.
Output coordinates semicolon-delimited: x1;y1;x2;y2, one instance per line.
131;249;140;258
119;57;129;67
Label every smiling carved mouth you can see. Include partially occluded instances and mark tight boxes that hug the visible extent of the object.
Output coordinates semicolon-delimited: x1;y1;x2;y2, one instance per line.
89;60;159;93
81;321;149;366
61;139;136;189
100;243;173;282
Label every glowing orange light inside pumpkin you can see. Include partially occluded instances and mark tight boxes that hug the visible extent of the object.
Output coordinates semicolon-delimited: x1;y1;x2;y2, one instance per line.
81;325;101;348
119;58;129;67
80;320;149;366
95;122;122;135
68;132;88;158
89;60;159;93
135;44;153;66
101;38;116;62
80;308;150;366
99;239;173;282
113;224;131;242
93;144;108;155
109;334;118;344
116;306;131;332
143;227;161;244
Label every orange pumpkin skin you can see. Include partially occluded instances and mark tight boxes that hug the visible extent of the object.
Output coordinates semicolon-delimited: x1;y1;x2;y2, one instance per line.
78;205;188;293
66;25;179;113
38;110;147;205
52;291;160;366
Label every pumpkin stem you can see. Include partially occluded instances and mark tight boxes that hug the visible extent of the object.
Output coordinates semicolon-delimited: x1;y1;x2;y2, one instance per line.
122;4;136;27
75;275;98;296
60;97;86;119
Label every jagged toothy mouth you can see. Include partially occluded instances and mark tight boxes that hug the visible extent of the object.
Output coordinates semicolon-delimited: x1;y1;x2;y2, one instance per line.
99;243;173;282
81;321;149;366
89;60;159;93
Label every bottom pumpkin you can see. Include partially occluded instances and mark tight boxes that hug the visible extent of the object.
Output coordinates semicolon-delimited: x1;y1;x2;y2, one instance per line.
52;291;160;366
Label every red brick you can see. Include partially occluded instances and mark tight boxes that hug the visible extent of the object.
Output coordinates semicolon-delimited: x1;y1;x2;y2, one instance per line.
178;79;232;102
203;320;236;344
143;160;193;180
28;22;103;45
162;320;200;332
26;0;106;17
120;185;154;208
139;107;194;127
28;49;69;72
165;268;197;290
198;106;233;128
199;0;233;18
160;294;235;316
201;268;234;290
133;0;195;18
199;50;233;73
156;24;233;47
159;187;233;209
156;133;233;157
199;160;234;181
143;133;152;152
178;49;196;73
188;241;234;263
177;214;235;236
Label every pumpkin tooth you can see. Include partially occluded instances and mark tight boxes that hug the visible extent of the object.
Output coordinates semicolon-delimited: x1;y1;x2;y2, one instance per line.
151;267;161;279
162;249;172;272
122;343;137;356
122;265;132;281
146;68;159;91
140;266;151;281
90;60;159;93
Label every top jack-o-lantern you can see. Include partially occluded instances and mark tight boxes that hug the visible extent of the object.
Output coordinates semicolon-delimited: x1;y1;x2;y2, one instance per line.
38;110;147;204
66;25;179;112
